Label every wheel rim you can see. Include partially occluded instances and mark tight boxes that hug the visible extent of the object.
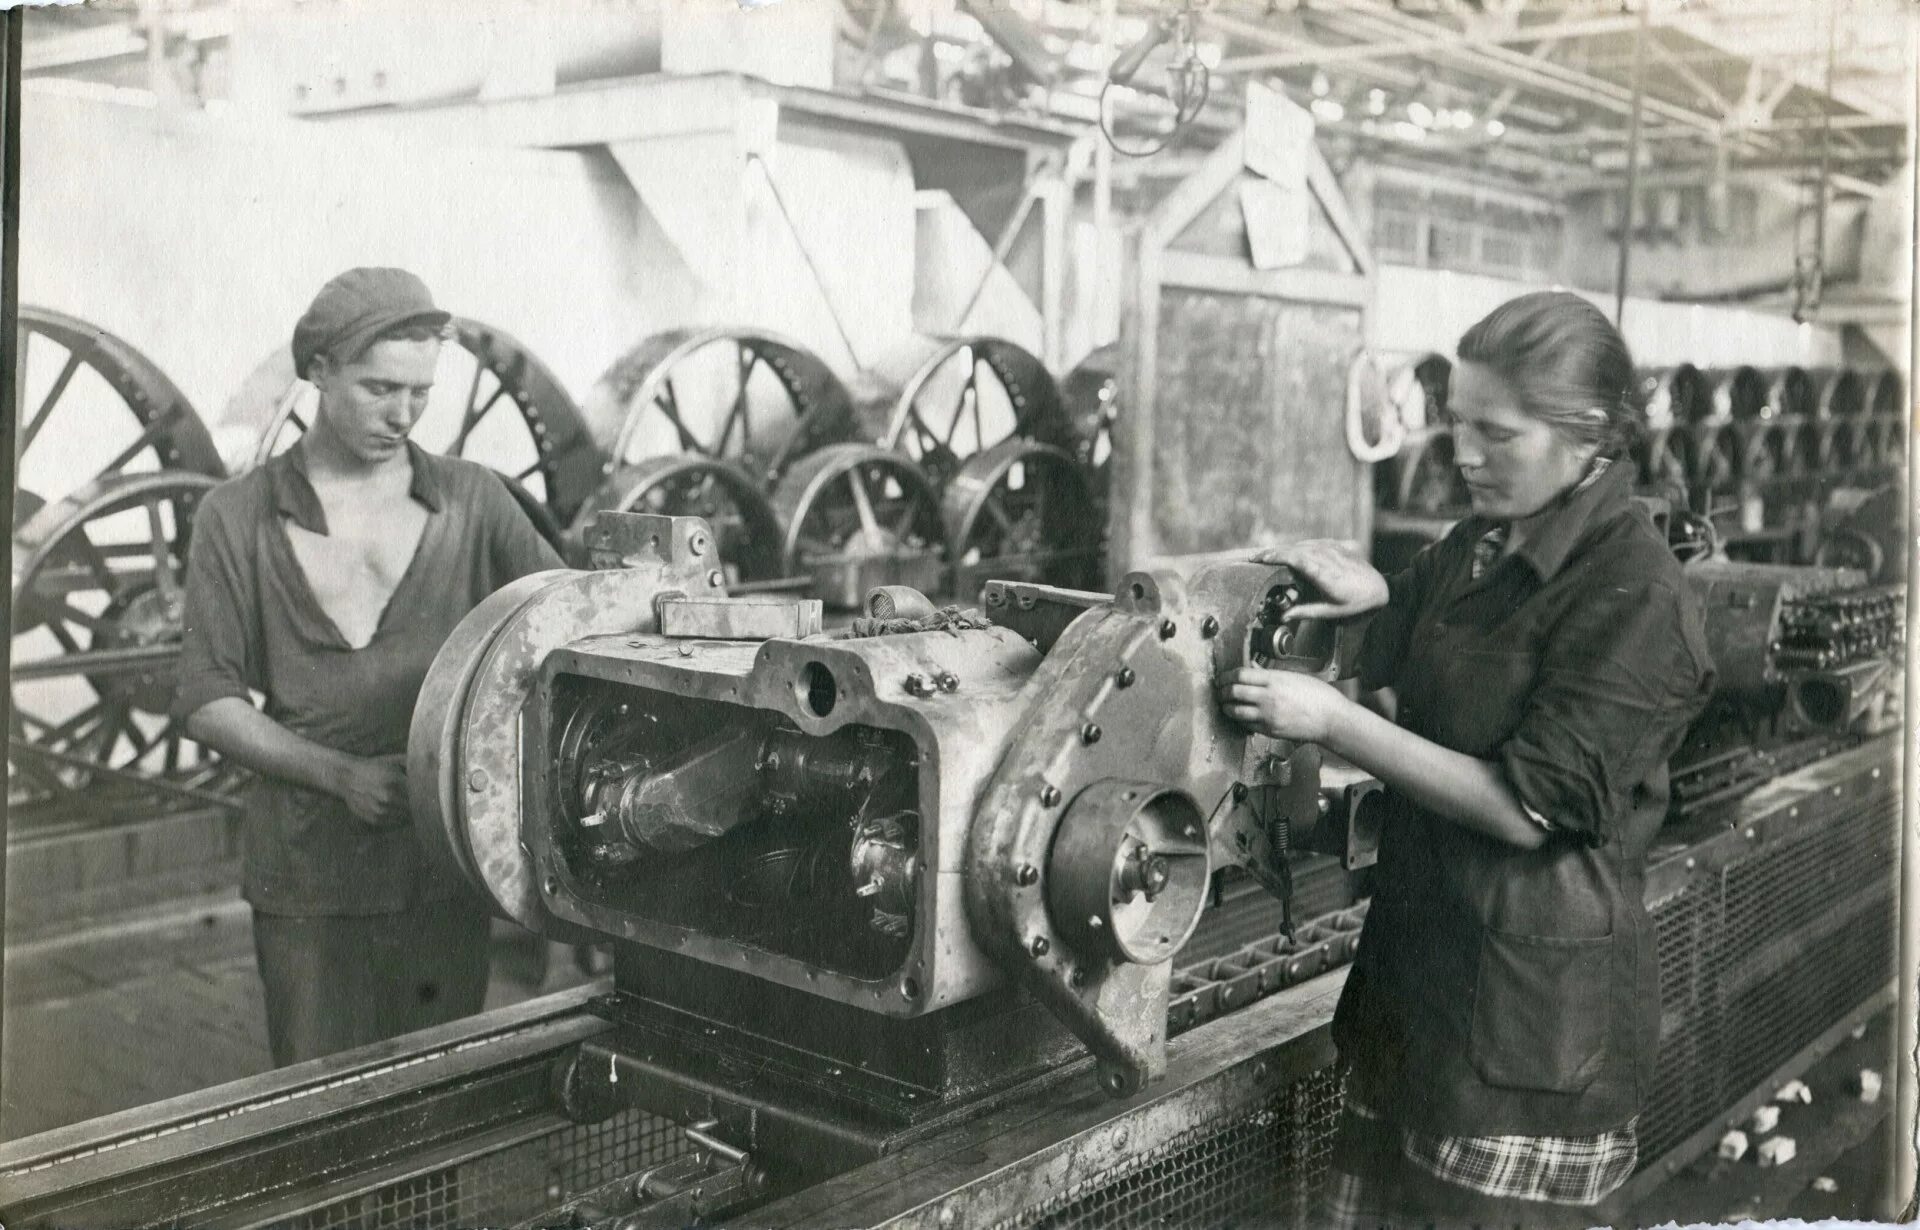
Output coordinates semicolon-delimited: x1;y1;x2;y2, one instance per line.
15;308;224;530
583;328;858;489
864;336;1069;491
771;444;947;609
573;456;785;583
10;471;228;812
944;439;1101;593
238;317;596;524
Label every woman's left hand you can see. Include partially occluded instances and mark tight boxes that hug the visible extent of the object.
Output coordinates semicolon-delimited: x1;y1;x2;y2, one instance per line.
1216;667;1350;745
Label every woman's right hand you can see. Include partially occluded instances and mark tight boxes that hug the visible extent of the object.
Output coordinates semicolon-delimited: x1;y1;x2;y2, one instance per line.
332;752;412;829
1250;539;1389;622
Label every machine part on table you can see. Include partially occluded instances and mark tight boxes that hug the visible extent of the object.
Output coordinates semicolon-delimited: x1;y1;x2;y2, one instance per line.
1169;902;1368;1033
1046;779;1210;965
859;335;1071;491
9;472;239;816
245;316;599;529
1769;367;1817;419
1680;558;1868;695
15;307;226;523
568;455;786;582
942;438;1103;596
979;578;1110;653
1815;485;1904;584
1304;765;1386;872
770;443;950;610
412;516;1337;1107
581;328;858;493
406;513;719;939
968;562;1343;1095
1816;368;1867;418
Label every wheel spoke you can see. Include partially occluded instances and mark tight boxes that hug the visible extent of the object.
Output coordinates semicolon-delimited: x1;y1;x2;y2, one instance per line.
145;497;183;605
19;349;84;461
23;594;108;634
845;467;883;548
655;379;706;454
454;385;510;456
982;494;1019;539
96;404;185;478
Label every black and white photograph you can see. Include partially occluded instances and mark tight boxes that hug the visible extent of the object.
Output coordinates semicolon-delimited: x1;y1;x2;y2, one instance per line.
0;1;1912;1226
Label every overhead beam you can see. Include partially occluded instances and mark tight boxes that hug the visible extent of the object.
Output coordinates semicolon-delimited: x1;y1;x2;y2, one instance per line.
1212;12;1648;75
22;9;230;74
1644;31;1735;118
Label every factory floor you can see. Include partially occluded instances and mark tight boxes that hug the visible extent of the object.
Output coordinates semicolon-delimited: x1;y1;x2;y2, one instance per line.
2;881;600;1141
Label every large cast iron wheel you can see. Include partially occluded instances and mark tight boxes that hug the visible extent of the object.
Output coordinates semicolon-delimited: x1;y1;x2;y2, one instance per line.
570;456;784;583
15;307;225;529
241;317;598;528
581;328;859;492
860;336;1071;491
9;471;236;815
770;444;948;609
943;439;1101;595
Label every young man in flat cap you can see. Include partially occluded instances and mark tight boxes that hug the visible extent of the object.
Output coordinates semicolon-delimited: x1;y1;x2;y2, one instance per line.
174;268;566;1065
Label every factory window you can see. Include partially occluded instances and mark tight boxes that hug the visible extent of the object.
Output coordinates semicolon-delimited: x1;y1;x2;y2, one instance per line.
1376;211;1420;261
1480;231;1524;271
1427;222;1471;267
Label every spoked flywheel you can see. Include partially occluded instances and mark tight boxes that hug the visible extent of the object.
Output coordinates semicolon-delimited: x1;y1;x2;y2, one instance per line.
944;439;1102;596
580;328;859;494
861;336;1071;491
10;471;238;817
770;445;949;611
15;307;226;528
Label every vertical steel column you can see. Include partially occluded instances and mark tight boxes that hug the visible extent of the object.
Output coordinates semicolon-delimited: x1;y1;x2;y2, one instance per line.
1612;0;1650;328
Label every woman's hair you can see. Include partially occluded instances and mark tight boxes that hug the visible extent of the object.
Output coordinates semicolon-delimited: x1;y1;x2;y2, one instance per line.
1455;291;1646;458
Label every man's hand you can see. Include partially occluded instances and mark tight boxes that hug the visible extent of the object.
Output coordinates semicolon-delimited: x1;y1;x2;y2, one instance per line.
332;752;412;829
1250;540;1389;622
1217;667;1351;745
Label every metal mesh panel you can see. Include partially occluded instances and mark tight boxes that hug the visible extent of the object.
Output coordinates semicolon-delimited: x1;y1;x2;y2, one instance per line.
282;1109;688;1230
1642;879;1725;1163
1720;793;1895;1098
1640;786;1895;1167
1004;1067;1346;1230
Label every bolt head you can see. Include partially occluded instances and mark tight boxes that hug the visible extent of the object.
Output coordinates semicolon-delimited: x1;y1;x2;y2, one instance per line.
707;570;725;587
1116;667;1137;688
1029;935;1050;957
1082;723;1103;745
1040;783;1063;807
1232;782;1249;803
1159;619;1177;639
1016;863;1039;887
1201;615;1220;638
467;769;489;792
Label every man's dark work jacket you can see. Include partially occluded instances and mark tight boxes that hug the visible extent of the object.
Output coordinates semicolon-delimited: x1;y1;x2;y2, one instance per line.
1335;462;1714;1138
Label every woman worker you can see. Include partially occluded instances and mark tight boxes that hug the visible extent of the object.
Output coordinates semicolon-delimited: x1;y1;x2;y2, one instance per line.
1220;291;1714;1228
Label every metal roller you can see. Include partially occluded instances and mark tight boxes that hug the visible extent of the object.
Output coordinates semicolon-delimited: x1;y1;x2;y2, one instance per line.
1767;367;1817;419
239;316;599;528
1815;368;1867;418
1642;364;1711;427
942;439;1102;597
769;443;949;610
856;335;1071;491
1707;366;1769;421
579;327;859;492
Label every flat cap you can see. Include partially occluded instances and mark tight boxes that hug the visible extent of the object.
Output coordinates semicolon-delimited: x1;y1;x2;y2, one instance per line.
291;267;451;379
